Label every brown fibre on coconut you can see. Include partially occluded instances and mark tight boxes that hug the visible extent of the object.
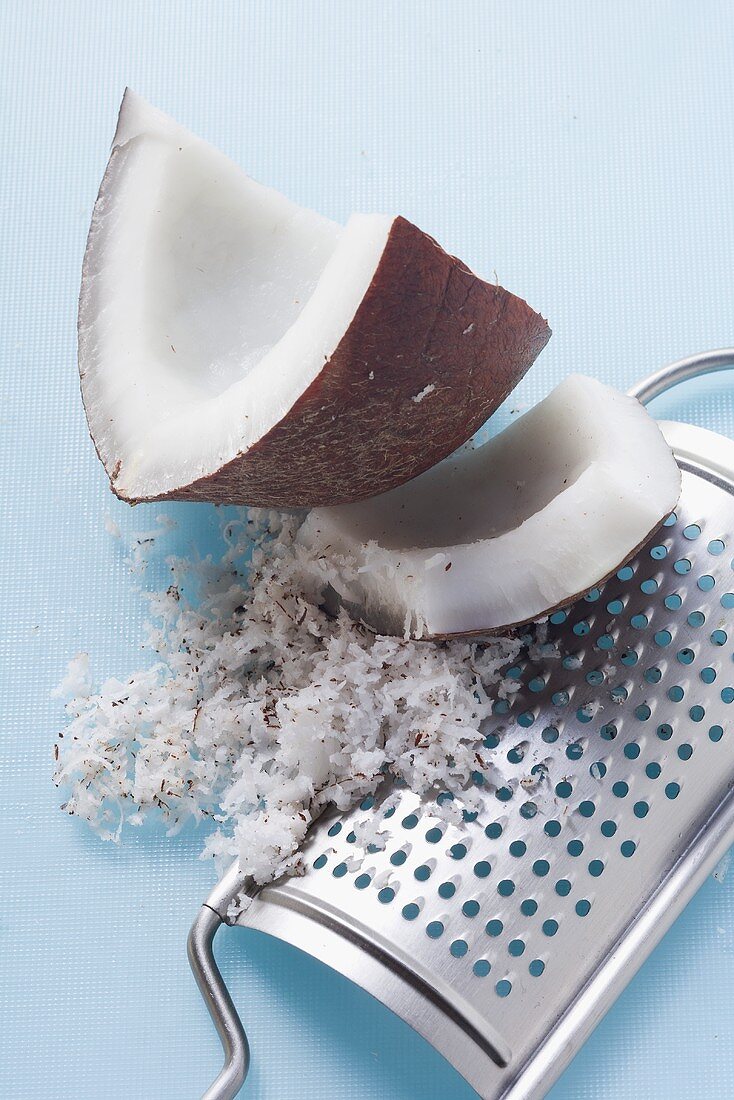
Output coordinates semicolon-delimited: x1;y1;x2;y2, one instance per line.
78;91;550;509
54;511;522;884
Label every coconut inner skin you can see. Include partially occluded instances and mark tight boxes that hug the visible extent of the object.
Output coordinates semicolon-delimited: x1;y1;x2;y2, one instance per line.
299;375;682;637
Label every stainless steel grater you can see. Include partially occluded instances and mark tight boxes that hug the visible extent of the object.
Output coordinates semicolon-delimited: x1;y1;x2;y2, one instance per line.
189;350;734;1100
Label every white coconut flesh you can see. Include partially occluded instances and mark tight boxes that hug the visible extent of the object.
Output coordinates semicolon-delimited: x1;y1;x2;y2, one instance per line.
299;375;682;638
79;90;393;500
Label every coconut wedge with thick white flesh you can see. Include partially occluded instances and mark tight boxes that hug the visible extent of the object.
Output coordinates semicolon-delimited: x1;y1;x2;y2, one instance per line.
79;90;551;508
299;375;682;638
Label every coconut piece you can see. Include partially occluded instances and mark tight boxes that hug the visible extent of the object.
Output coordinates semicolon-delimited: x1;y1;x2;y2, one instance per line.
299;375;682;638
79;90;550;508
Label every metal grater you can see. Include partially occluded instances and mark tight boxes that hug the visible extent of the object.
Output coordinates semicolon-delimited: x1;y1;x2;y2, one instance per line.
188;350;734;1100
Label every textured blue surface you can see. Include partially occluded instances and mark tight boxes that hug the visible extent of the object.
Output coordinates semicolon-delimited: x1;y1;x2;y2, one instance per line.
2;3;734;1098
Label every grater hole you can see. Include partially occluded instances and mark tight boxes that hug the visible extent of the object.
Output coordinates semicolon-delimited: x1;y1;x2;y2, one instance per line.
521;898;538;916
689;704;705;722
426;921;444;939
674;558;692;575
634;800;650;818
635;704;651;720
698;574;716;592
710;725;724;742
498;879;516;897
495;979;512;998
664;511;678;526
542;919;559;936
542;726;559;744
683;524;701;540
618;565;635;580
711;629;728;646
509;840;527;857
588;859;605;877
655;629;672;647
485;822;503;839
612;781;629;798
631;613;648;629
555;781;573;798
600;820;617;837
589;761;607;780
566;741;585;760
657;723;673;741
415;864;433;881
473;959;491;978
529;959;546;977
496;785;514;802
314;854;328;870
579;799;596;817
622;648;640;666
555;879;572;896
533;859;550;877
485;919;504;937
567;839;585;855
708;538;725;555
665;782;681;799
545;820;562;838
621;840;637;857
474;861;491;878
586;669;605;686
401;813;419;830
333;863;348;878
520;801;538;819
668;685;685;702
677;647;695;664
664;593;683;611
650;544;668;560
624;743;641;759
600;722;618;741
508;939;526;957
688;611;706;627
438;881;456;899
449;843;468;860
377;887;395;903
678;743;694;761
644;666;662;684
463;900;480;918
355;873;371;889
576;899;592;917
640;578;659;595
550;610;567;624
585;586;602;602
646;762;662;779
722;687;734;703
721;592;734;608
425;827;443;844
450;939;468;958
402;902;420;920
597;633;615;651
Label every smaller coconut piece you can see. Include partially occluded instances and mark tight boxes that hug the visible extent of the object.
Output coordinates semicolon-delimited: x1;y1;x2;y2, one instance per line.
298;376;682;638
79;91;550;509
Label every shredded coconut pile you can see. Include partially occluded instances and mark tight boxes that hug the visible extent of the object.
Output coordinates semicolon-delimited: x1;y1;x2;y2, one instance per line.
54;510;521;884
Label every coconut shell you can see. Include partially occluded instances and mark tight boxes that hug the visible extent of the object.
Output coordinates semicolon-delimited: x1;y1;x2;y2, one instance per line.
121;215;550;508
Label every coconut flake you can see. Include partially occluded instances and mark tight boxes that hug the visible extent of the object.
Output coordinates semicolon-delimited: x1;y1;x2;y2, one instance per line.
54;510;521;884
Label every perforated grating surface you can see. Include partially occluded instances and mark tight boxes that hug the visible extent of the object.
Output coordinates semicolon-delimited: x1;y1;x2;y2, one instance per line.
239;461;734;1097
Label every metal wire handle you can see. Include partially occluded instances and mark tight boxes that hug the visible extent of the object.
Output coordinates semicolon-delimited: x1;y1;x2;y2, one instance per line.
188;348;734;1100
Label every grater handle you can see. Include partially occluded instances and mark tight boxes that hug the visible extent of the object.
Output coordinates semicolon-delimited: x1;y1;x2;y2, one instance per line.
630;348;734;406
188;863;250;1100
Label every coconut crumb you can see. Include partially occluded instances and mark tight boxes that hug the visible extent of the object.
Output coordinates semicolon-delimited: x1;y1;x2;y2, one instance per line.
54;510;521;884
411;384;436;404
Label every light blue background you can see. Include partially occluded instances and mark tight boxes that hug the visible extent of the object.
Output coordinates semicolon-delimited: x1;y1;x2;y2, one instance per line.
3;2;734;1097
